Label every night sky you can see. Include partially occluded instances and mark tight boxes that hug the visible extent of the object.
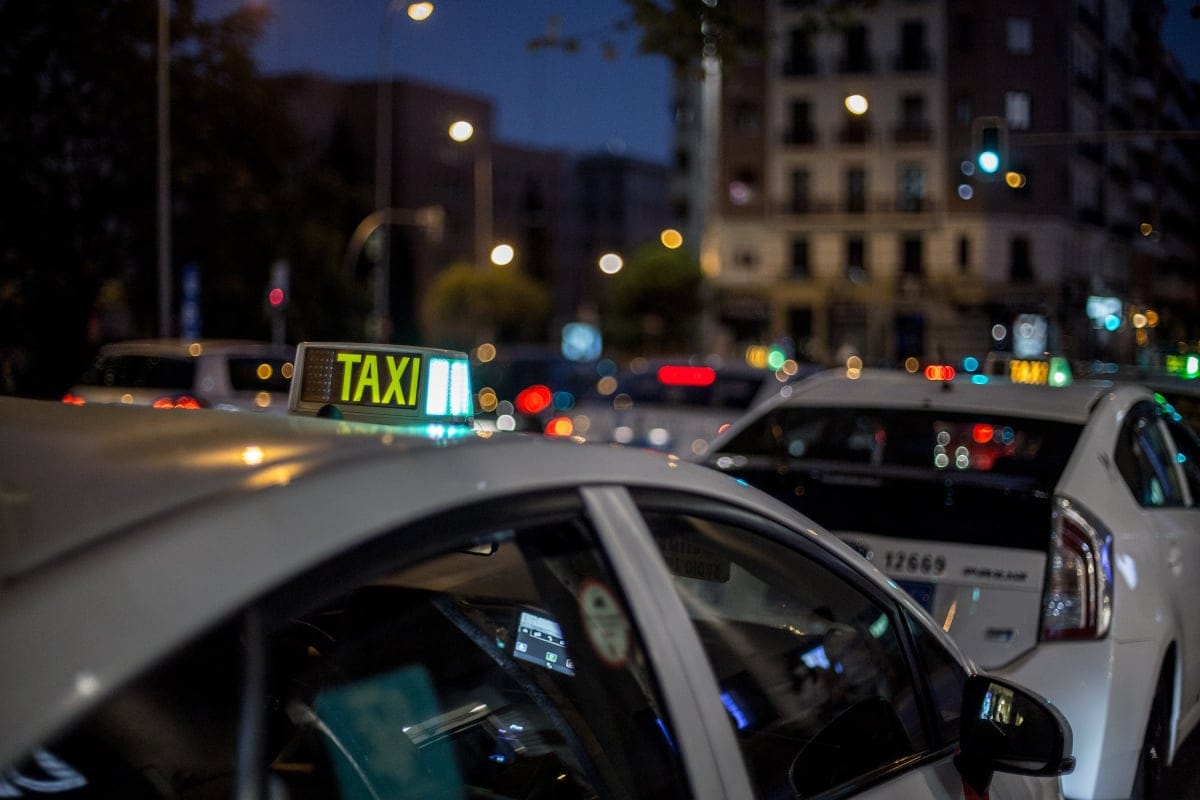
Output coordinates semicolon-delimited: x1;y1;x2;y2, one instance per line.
203;1;1200;166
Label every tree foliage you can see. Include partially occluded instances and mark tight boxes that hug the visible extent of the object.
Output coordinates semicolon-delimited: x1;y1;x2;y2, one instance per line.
420;264;552;350
603;243;702;355
0;0;367;396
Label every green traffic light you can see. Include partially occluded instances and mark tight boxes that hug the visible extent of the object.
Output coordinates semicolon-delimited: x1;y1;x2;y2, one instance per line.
978;151;1000;173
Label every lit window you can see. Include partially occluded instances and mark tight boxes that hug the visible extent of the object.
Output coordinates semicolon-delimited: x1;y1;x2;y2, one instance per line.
1006;18;1032;55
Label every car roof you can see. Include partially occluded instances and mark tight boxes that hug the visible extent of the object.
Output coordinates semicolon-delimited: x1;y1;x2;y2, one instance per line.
4;396;913;766
763;367;1142;424
91;339;295;358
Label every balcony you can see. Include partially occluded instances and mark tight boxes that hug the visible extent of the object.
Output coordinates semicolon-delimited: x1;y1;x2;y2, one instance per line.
783;128;818;146
893;123;932;144
838;53;874;74
782;56;818;77
893;50;934;72
837;124;871;145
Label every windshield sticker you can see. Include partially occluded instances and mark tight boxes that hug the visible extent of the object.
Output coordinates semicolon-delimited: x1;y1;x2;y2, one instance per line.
578;579;631;669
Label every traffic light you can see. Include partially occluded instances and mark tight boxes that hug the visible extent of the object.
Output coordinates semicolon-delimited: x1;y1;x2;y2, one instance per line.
267;260;290;310
972;116;1007;177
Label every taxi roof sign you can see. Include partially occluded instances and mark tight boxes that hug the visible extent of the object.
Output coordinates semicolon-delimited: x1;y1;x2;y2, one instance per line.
288;342;473;426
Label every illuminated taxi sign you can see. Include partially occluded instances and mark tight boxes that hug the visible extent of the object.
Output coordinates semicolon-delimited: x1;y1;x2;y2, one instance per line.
1009;357;1072;387
288;342;473;425
1165;353;1199;379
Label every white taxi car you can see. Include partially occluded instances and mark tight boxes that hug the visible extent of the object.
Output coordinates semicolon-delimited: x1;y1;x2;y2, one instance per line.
701;363;1200;799
0;343;1074;799
62;338;295;412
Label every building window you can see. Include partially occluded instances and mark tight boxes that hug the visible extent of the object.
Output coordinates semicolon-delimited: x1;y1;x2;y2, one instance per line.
786;100;815;144
785;27;817;76
955;91;973;126
896;20;930;70
1010;236;1033;282
897;164;925;212
734;246;759;271
733;101;760;135
897;94;929;142
1005;91;1031;130
957;234;970;273
846;234;866;282
840;24;872;73
953;13;973;54
789;168;811;213
790;236;810;278
902;235;923;276
1006;18;1032;55
846;167;866;213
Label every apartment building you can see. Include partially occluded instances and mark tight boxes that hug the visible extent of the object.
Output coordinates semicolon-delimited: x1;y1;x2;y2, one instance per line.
680;0;1199;366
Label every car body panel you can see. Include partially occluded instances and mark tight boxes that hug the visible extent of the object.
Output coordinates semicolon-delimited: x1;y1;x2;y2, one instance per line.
703;368;1198;799
67;339;295;413
0;395;1071;799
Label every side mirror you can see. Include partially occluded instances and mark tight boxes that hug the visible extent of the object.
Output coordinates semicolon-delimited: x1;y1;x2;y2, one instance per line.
957;674;1075;795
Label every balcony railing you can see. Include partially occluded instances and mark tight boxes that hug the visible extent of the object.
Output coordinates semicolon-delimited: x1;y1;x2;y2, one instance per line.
893;123;932;144
838;53;874;74
893;50;933;72
783;128;818;146
783;56;818;77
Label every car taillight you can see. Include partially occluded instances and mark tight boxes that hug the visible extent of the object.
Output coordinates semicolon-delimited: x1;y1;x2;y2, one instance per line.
1041;497;1113;641
152;395;205;409
61;392;86;405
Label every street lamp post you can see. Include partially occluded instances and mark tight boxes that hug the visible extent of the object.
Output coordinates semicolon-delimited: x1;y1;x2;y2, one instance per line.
448;120;493;270
374;2;433;342
157;0;171;338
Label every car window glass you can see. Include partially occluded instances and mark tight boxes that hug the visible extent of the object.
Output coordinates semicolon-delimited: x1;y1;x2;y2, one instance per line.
80;355;195;390
639;510;925;798
226;356;293;393
905;612;966;747
1116;405;1185;507
1165;418;1200;503
14;512;690;800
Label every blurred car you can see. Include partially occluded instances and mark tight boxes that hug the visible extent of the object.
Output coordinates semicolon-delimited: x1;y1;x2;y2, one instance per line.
560;357;815;456
0;342;1075;800
1140;374;1200;436
469;343;597;432
700;365;1200;800
62;338;295;413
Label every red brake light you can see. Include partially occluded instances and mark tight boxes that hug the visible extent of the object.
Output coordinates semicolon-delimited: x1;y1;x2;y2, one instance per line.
61;392;86;406
153;395;204;410
658;365;716;386
924;365;956;381
545;416;574;437
515;384;552;415
972;424;994;444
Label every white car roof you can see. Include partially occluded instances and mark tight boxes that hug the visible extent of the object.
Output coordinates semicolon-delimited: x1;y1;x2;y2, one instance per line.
765;367;1139;424
91;338;295;357
3;396;933;765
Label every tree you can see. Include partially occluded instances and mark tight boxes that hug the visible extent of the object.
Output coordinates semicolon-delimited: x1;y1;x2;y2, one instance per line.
420;264;552;350
603;243;702;355
0;0;360;396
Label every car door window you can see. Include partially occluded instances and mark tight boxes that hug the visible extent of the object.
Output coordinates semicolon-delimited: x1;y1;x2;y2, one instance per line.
905;612;967;747
1165;417;1200;504
1116;403;1186;507
636;503;928;798
12;500;692;800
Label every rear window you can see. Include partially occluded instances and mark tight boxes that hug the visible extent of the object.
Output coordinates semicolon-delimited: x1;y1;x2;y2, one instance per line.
723;406;1080;485
716;407;1085;550
609;370;767;411
81;355;195;390
227;357;293;393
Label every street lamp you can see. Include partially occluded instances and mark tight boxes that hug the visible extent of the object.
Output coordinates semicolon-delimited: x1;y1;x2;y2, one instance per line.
374;2;434;342
448;119;493;271
157;0;171;338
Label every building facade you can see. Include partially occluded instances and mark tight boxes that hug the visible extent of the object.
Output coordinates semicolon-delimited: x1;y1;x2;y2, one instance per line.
679;0;1199;367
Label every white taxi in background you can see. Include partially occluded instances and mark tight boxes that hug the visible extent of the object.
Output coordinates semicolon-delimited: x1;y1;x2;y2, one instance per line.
0;342;1074;799
62;338;294;412
701;361;1200;800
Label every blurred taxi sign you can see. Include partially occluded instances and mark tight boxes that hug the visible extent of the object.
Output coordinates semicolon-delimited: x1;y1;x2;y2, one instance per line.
1009;357;1072;387
288;342;473;426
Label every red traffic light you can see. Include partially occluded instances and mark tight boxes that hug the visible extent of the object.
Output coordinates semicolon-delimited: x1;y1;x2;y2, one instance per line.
268;287;285;307
924;364;957;381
